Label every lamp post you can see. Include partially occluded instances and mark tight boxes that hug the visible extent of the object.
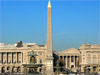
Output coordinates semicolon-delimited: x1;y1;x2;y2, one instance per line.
77;64;81;75
79;65;81;75
84;66;88;75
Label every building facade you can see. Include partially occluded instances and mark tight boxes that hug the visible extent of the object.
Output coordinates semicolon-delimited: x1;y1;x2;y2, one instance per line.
0;43;100;73
0;42;47;73
79;44;100;73
59;48;80;72
59;44;100;73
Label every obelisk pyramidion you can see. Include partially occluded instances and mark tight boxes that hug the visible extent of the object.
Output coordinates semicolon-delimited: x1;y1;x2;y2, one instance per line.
46;0;54;75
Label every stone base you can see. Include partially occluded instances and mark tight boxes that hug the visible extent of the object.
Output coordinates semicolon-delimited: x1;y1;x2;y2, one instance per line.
45;71;55;75
46;56;54;75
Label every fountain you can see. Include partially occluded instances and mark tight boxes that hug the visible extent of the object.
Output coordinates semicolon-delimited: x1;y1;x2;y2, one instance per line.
22;50;43;75
54;60;61;75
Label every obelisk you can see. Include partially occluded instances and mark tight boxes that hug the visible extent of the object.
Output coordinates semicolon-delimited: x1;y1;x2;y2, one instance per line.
46;0;54;75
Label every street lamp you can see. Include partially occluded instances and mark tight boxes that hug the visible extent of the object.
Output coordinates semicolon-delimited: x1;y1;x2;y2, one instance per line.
84;66;88;75
77;64;81;75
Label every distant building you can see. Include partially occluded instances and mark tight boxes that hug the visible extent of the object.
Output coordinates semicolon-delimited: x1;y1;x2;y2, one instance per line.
59;48;80;71
59;44;100;73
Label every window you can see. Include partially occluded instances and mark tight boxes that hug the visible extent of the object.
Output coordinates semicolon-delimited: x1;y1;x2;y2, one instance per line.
87;58;91;64
83;57;85;62
93;58;96;64
99;58;100;64
87;52;91;56
17;67;21;72
40;59;42;63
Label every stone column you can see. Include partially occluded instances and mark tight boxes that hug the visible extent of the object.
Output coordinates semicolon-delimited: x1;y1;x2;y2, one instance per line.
1;53;3;64
28;52;29;63
2;53;4;64
0;53;1;64
70;56;71;68
76;56;78;67
66;56;67;68
6;53;8;64
91;52;93;64
21;52;22;64
62;56;65;65
37;57;38;64
97;52;98;64
15;67;17;72
10;66;12;73
11;53;12;64
21;66;23;72
28;56;30;63
74;56;75;68
68;56;70;67
16;52;17;64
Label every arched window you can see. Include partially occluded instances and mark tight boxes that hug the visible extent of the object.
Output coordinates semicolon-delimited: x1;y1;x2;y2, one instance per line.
17;67;21;72
2;67;5;73
12;66;15;73
7;66;10;71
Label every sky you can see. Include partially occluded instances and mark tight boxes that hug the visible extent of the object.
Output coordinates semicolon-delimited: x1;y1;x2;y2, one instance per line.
0;0;100;51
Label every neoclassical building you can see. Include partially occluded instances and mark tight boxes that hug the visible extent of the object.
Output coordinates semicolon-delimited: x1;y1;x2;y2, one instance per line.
0;43;100;73
59;44;100;73
0;42;47;73
79;44;100;73
59;48;80;71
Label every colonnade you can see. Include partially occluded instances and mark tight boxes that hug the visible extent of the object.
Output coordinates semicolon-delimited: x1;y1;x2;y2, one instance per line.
0;52;23;64
0;52;24;73
59;56;79;69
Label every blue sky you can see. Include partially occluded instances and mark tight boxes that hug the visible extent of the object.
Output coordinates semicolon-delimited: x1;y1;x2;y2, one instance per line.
0;0;100;51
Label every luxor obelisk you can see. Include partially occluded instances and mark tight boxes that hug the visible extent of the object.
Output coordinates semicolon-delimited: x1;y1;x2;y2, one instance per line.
46;0;54;75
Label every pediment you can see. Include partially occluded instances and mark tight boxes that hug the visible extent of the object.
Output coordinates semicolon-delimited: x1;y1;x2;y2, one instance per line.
59;48;80;54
